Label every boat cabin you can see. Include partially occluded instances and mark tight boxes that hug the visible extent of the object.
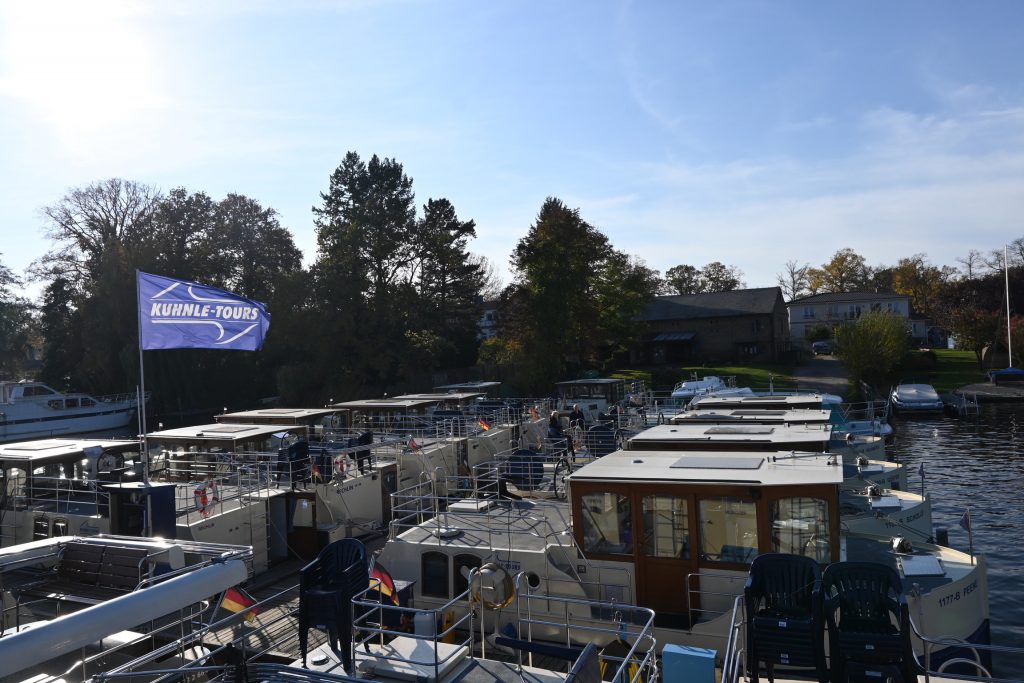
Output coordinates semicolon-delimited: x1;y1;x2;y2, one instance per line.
568;449;843;624
0;439;144;545
393;392;487;412
146;422;308;482
555;378;630;420
331;397;443;431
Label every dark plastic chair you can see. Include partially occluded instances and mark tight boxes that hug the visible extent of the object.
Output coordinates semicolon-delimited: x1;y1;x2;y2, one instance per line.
821;561;913;683
744;553;826;683
298;538;368;672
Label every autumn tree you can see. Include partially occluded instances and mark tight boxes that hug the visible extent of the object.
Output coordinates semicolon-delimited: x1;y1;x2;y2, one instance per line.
891;254;954;320
807;248;872;293
946;307;1002;366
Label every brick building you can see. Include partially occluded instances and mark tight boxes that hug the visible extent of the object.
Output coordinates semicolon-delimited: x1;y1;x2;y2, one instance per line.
635;287;790;364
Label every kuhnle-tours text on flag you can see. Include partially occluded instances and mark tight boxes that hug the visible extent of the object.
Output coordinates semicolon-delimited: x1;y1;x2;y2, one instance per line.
138;271;271;351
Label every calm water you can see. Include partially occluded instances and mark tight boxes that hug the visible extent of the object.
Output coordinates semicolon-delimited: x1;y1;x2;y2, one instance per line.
890;403;1024;670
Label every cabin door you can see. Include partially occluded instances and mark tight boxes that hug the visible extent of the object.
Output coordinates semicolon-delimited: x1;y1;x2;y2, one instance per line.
634;492;698;625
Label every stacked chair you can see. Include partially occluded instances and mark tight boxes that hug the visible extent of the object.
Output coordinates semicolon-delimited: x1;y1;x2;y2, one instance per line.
745;554;915;683
298;538;369;672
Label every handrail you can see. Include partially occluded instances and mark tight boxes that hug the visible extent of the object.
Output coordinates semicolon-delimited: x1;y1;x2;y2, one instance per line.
720;595;746;683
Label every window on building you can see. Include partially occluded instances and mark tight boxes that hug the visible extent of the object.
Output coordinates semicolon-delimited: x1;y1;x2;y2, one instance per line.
803;307;815;319
826;304;839;318
870;303;881;312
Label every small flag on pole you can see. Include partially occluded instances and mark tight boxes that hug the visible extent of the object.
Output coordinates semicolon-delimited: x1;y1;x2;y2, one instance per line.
959;509;972;532
222;587;260;623
370;560;400;606
478;418;491;431
311;462;322;481
918;462;925;479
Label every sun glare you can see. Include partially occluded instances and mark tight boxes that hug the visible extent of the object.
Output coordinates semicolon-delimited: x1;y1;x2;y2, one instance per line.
0;1;164;145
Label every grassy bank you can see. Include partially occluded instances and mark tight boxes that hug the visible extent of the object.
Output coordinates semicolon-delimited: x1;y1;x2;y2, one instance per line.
614;364;798;392
906;349;987;393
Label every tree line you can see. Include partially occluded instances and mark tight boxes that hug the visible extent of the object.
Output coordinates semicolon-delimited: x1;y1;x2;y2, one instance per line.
3;154;1020;413
0;154;685;412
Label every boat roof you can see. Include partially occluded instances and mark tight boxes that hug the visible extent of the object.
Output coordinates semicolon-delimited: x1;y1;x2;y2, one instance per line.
433;381;501;391
216;407;344;423
690;393;836;409
570;448;843;486
0;438;140;462
330;397;442;411
629;421;833;447
146;423;306;443
556;378;624;386
670;408;832;425
393;392;485;403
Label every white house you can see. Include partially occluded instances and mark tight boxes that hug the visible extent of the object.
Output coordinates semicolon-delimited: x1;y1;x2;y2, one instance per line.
786;291;928;346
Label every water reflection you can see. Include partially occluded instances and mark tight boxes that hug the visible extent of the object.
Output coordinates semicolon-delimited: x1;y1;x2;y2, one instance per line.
891;403;1024;669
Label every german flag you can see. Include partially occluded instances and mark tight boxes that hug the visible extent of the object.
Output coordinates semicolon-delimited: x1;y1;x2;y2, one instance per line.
222;587;260;623
478;418;491;431
370;560;400;606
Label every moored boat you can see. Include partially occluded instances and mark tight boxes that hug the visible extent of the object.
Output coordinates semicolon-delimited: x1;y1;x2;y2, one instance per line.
0;380;140;443
890;382;944;413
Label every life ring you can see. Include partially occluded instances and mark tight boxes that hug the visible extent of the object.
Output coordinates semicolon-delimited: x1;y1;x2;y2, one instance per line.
194;485;210;517
209;480;220;503
472;563;515;610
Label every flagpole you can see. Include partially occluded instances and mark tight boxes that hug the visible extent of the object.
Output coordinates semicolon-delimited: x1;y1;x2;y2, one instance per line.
967;507;974;565
136;270;153;536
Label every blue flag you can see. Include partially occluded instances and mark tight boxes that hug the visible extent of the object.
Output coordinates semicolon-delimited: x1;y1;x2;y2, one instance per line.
959;509;972;532
138;272;271;351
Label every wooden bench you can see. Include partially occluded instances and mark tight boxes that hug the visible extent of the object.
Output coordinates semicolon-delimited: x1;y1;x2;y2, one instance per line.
27;541;153;604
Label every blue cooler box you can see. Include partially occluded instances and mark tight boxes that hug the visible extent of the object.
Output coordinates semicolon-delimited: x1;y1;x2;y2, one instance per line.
662;643;716;683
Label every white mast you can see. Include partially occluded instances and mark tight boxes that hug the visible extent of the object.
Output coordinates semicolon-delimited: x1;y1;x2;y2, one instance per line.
1006;245;1013;368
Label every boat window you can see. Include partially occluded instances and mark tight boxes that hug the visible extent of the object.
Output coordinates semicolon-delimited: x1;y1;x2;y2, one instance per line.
25;385;57;397
81;397;96;407
771;497;830;563
642;495;689;559
698;497;758;564
65;398;79;408
421;551;449;598
580;492;633;555
453;554;482;595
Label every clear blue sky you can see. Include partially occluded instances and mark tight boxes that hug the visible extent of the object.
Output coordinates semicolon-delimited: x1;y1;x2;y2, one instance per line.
3;0;1024;299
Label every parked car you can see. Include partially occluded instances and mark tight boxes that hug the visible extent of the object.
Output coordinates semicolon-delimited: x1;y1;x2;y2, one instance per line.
811;340;833;356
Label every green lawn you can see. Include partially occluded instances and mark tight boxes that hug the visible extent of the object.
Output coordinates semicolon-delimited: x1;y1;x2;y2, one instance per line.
614;364;798;392
909;349;987;393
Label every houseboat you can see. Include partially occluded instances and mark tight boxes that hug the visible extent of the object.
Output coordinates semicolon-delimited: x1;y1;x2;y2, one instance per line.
0;380;139;443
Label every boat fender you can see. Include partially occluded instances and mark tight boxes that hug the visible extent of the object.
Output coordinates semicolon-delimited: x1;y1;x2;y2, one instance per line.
194;485;210;517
